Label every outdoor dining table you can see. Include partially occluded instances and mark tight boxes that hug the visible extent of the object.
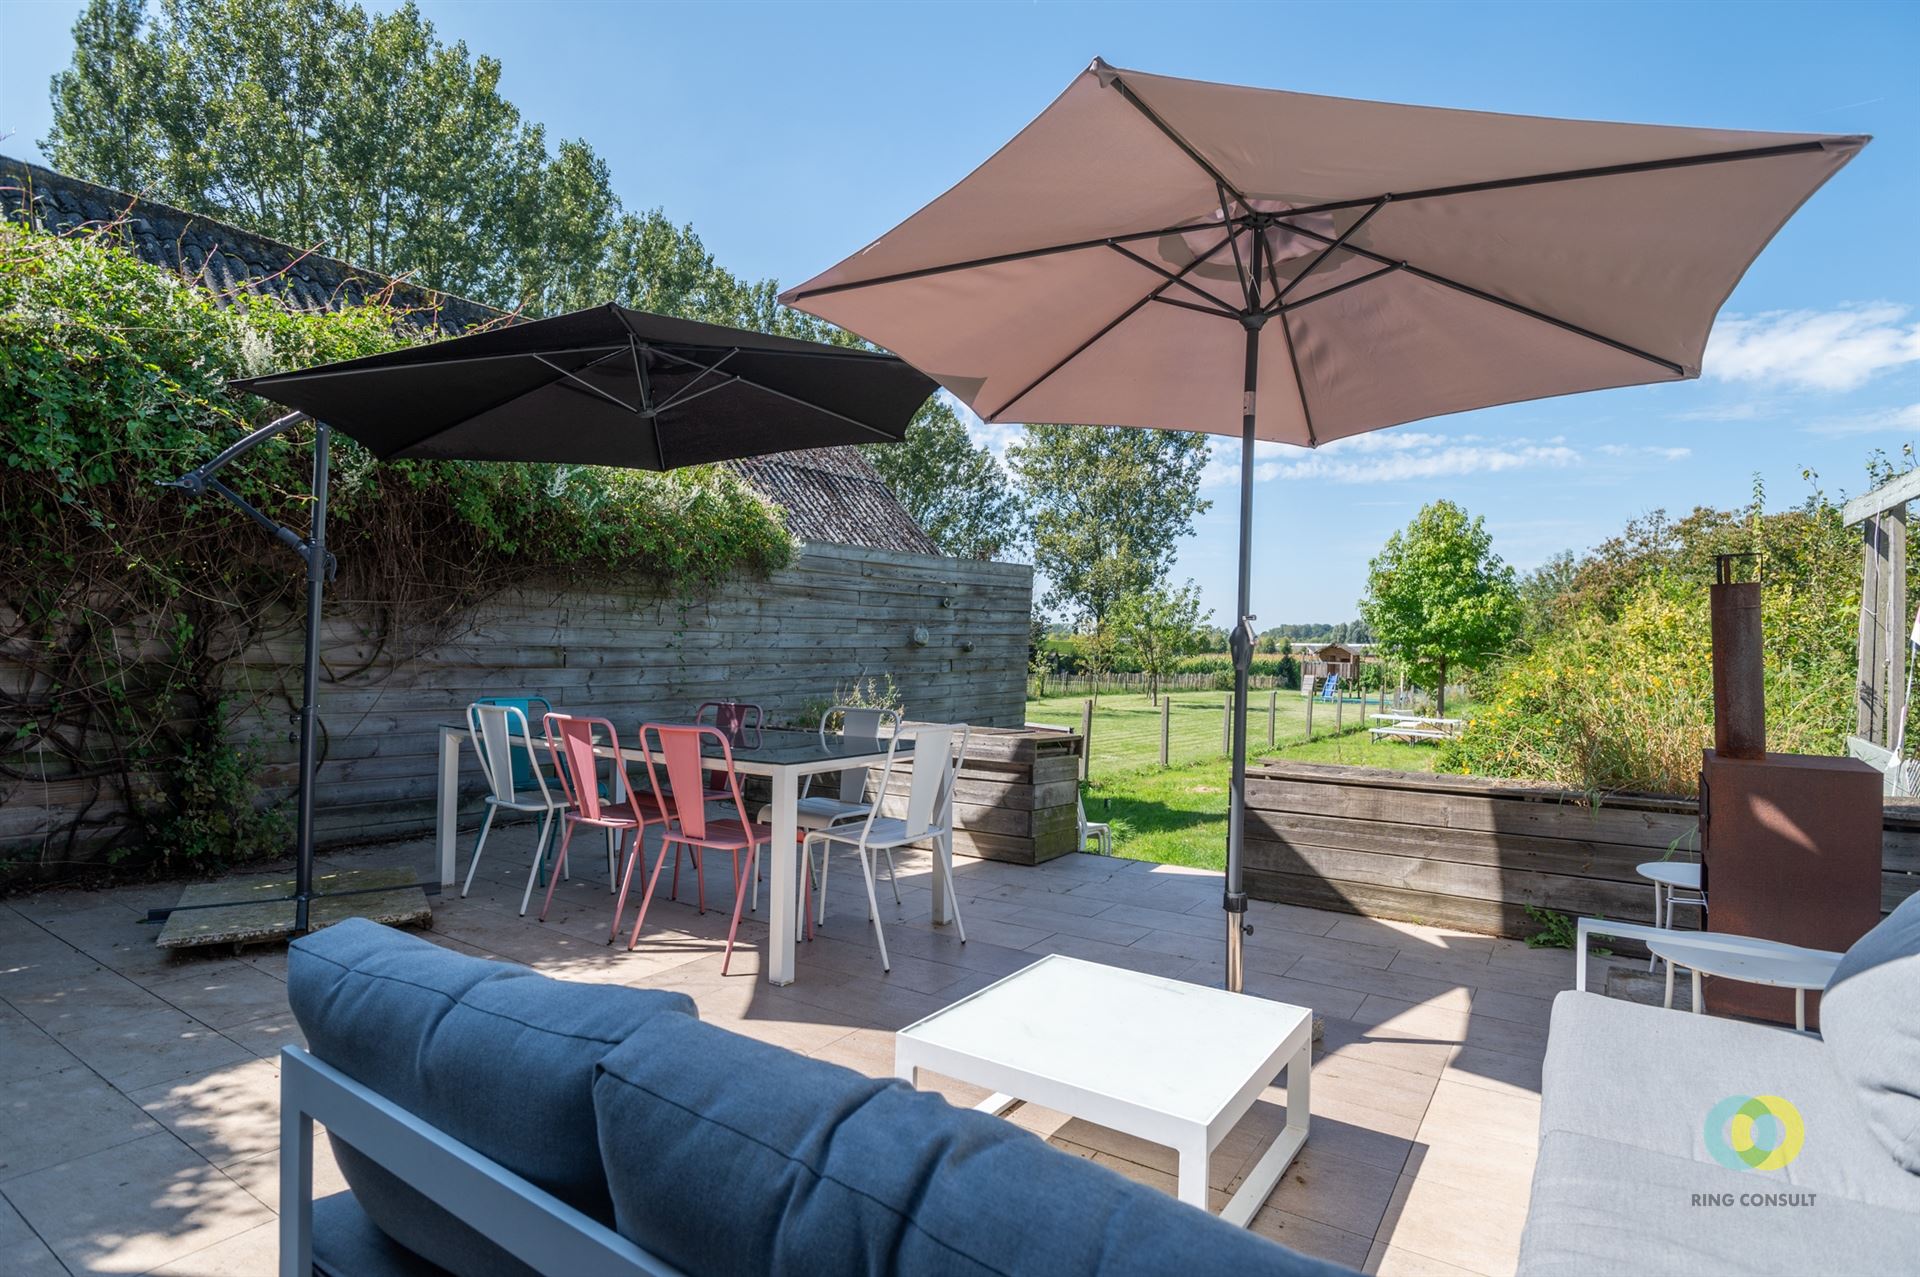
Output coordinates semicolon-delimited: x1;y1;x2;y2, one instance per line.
434;721;931;984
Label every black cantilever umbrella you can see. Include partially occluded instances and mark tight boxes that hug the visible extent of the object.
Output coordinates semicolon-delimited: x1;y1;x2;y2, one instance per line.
170;303;935;931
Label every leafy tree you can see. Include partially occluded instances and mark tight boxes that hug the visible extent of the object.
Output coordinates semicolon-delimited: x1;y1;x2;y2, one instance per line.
1007;424;1212;635
43;0;724;316
860;399;1025;560
1361;500;1521;715
1111;582;1208;705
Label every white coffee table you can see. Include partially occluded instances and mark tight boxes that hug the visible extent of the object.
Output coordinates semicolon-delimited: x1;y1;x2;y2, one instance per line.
894;954;1311;1226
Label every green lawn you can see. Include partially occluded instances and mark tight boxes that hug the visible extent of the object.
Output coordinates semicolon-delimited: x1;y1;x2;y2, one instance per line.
1032;689;1450;869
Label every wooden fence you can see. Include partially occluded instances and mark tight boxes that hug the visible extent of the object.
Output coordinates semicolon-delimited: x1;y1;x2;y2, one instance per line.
1244;761;1920;938
3;543;1033;872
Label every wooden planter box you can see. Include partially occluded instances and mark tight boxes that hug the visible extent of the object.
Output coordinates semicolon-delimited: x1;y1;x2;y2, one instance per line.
1243;761;1920;939
875;725;1084;866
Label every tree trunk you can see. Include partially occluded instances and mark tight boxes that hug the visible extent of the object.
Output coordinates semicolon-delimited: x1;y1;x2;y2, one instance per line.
1436;659;1448;717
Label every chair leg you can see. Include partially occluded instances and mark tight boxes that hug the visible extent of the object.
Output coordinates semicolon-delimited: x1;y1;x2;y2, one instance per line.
857;846;890;971
883;848;901;906
540;821;577;922
1647;882;1662;973
462;805;498;898
609;830;648;943
938;841;966;945
815;839;832;927
693;846;707;915
628;837;680;951
722;846;756;976
607;829;619;893
519;811;554;916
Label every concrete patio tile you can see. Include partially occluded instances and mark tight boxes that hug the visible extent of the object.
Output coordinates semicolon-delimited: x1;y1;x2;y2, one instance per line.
1002;907;1149;945
2;1131;272;1276
940;915;1059;950
48;1005;253;1093
1441;1043;1544;1101
1245;926;1403;970
1325;916;1497;959
1250;1206;1375;1270
1312;1049;1442;1122
1087;899;1222;938
0;1065;162;1182
1387;949;1569;1002
218;1009;308;1060
7;891;144;924
1355;994;1549;1061
1236;968;1365;1019
0;1002;80;1080
131;1056;283;1168
1021;932;1198;979
1465;987;1557;1031
1418;1079;1540;1152
1377;1170;1527;1277
969;882;1118;917
145;961;296;1030
1259;1144;1403;1238
224;1131;348;1213
1365;1240;1486;1276
0;1190;66;1277
148;1218;280;1276
3;963;168;1035
1315;1016;1456;1080
1297;1100;1418;1173
1286;954;1475;1012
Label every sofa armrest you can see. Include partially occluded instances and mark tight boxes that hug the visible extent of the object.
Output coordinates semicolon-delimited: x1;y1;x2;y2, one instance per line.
279;1047;680;1277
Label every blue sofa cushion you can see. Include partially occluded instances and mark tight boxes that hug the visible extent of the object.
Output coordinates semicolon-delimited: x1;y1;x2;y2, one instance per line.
1823;892;1920;1174
593;1011;1348;1277
288;919;697;1277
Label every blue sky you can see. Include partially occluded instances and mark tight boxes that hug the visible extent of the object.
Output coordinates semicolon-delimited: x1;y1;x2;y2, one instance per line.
5;0;1918;623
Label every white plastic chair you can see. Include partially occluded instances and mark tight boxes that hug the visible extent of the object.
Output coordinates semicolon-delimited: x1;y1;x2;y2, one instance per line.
463;702;567;915
1078;796;1112;854
804;724;971;970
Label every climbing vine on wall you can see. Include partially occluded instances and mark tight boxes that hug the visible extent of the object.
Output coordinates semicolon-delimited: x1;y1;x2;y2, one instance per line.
0;220;794;881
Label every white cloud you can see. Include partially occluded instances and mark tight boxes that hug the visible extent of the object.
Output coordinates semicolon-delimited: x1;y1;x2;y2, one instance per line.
1804;403;1920;438
1669;402;1780;422
1597;443;1692;461
1207;430;1583;485
1706;303;1920;391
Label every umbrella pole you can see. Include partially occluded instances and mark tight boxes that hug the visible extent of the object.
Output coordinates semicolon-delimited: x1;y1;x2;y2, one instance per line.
290;423;332;933
1225;320;1262;992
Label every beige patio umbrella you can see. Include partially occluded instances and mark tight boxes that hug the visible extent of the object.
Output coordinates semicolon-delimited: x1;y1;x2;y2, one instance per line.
780;59;1866;989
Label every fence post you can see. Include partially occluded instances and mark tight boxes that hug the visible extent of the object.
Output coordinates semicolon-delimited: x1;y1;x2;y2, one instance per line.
1305;692;1314;740
1267;690;1277;748
1079;698;1093;781
1159;695;1171;767
1337;691;1344;733
1221;695;1231;754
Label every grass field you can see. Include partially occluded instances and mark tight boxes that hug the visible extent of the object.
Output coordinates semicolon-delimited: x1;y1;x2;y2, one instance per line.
1028;689;1451;869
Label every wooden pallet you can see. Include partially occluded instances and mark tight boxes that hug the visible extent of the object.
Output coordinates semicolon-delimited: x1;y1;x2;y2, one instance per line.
155;866;430;951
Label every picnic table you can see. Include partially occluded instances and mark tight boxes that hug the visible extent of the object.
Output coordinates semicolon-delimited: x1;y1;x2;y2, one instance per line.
1367;713;1463;743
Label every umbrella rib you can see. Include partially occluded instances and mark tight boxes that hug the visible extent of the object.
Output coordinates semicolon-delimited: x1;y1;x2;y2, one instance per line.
985;233;1239;421
1272;199;1390;308
1276;310;1318;448
1105;242;1241;316
1151;294;1245;320
1104;71;1251;210
612;310;672;469
1273;219;1687;375
647;347;908;444
532;352;642;413
1265;140;1835;222
651;348;741;413
782;220;1223;302
238;344;630;384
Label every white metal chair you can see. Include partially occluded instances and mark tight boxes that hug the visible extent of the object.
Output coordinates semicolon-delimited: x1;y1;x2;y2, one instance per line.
759;704;901;834
463;701;568;915
804;724;970;971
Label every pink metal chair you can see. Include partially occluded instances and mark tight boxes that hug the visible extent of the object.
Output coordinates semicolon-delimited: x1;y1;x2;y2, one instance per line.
626;723;808;974
537;714;666;927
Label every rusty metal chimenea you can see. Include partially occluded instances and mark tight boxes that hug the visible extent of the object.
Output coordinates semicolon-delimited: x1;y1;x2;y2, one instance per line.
1708;553;1766;760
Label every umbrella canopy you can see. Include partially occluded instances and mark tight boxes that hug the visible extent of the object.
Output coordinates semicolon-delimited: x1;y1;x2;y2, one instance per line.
780;58;1866;988
230;302;937;467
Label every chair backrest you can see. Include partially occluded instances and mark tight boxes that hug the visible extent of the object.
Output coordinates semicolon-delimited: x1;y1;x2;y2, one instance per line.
468;702;549;807
694;701;763;749
820;704;901;804
471;696;553;793
867;723;970;843
642;724;745;842
543;713;623;823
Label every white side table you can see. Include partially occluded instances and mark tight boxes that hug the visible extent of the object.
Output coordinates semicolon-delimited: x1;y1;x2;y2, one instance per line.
1636;860;1705;971
895;954;1311;1227
1645;932;1843;1032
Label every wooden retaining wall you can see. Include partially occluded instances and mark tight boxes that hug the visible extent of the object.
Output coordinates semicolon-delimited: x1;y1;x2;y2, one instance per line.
1245;761;1920;938
3;543;1033;870
876;726;1085;866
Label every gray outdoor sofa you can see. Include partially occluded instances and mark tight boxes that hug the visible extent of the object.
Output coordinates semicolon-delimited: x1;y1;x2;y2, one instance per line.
1519;892;1920;1274
281;918;1351;1277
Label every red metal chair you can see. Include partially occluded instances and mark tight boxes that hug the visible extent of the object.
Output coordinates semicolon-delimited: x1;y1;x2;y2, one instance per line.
537;714;666;927
626;723;807;974
694;700;764;750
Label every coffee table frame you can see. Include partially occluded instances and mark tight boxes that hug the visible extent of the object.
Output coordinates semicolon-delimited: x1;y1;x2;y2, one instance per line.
894;955;1311;1227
